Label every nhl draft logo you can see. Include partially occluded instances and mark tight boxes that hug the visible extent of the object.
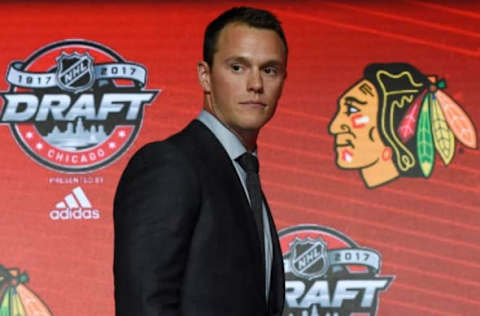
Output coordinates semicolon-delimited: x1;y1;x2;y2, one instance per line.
0;40;159;173
280;225;393;316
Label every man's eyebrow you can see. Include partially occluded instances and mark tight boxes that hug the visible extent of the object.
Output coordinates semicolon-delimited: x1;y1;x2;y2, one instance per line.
225;56;251;65
262;60;284;67
345;96;367;105
225;56;285;68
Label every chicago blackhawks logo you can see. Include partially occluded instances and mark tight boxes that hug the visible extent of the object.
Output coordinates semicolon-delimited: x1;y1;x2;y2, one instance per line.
329;63;477;188
280;225;393;316
0;40;158;173
0;265;52;315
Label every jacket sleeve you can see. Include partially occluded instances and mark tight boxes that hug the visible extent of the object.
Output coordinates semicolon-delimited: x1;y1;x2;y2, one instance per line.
113;142;200;316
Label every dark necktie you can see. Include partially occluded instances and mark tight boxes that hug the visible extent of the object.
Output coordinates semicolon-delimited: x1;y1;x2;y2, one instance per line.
236;153;265;261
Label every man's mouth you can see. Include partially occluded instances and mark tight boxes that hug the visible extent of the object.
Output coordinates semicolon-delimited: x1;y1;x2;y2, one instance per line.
335;139;355;149
239;100;267;107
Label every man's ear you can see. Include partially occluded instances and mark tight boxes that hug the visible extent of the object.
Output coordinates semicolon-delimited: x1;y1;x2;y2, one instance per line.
197;61;211;93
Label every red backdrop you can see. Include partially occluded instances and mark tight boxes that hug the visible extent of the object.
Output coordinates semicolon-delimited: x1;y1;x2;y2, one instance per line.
1;1;479;315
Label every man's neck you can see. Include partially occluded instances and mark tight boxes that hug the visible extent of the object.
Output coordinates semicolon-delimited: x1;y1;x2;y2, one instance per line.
203;107;258;152
233;129;258;153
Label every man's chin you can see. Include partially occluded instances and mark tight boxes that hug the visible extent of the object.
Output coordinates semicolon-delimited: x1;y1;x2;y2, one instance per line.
336;155;378;170
336;160;357;169
334;148;355;167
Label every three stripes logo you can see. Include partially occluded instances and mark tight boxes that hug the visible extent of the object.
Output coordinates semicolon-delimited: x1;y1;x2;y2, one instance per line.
49;186;100;220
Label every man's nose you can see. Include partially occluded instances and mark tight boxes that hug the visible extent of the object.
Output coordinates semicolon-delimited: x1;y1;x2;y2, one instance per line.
247;69;263;93
328;112;353;134
328;113;342;135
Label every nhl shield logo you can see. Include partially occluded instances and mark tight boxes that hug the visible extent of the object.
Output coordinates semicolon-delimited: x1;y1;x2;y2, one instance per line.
289;237;329;280
56;52;95;93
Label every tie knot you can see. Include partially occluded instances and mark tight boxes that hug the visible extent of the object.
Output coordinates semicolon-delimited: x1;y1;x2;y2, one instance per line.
236;153;259;173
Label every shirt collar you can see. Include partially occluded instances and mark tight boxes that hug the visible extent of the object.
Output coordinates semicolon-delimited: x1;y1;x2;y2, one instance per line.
197;110;257;160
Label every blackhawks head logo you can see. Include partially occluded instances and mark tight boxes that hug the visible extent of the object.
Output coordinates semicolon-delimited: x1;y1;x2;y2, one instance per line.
0;40;158;173
329;63;477;188
280;225;393;316
0;265;52;315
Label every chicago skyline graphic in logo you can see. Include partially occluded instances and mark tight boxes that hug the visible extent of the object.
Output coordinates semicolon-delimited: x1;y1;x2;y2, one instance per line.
280;225;393;316
0;265;52;315
0;40;159;173
328;63;477;188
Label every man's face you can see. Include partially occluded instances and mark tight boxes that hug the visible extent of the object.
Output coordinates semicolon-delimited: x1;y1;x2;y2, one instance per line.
329;79;385;169
200;23;287;137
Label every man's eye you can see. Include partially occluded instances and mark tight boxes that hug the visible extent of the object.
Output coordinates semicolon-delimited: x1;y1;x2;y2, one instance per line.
345;104;359;115
263;66;278;75
231;64;243;72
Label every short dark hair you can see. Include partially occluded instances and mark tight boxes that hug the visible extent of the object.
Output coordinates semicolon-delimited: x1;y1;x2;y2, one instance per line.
203;6;288;67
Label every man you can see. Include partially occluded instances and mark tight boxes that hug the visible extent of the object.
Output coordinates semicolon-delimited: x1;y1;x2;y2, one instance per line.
114;7;287;316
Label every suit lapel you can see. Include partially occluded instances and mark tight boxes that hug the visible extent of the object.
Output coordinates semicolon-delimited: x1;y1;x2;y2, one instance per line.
182;120;267;296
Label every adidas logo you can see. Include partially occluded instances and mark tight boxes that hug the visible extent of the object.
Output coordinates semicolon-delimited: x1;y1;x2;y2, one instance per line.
49;186;100;220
